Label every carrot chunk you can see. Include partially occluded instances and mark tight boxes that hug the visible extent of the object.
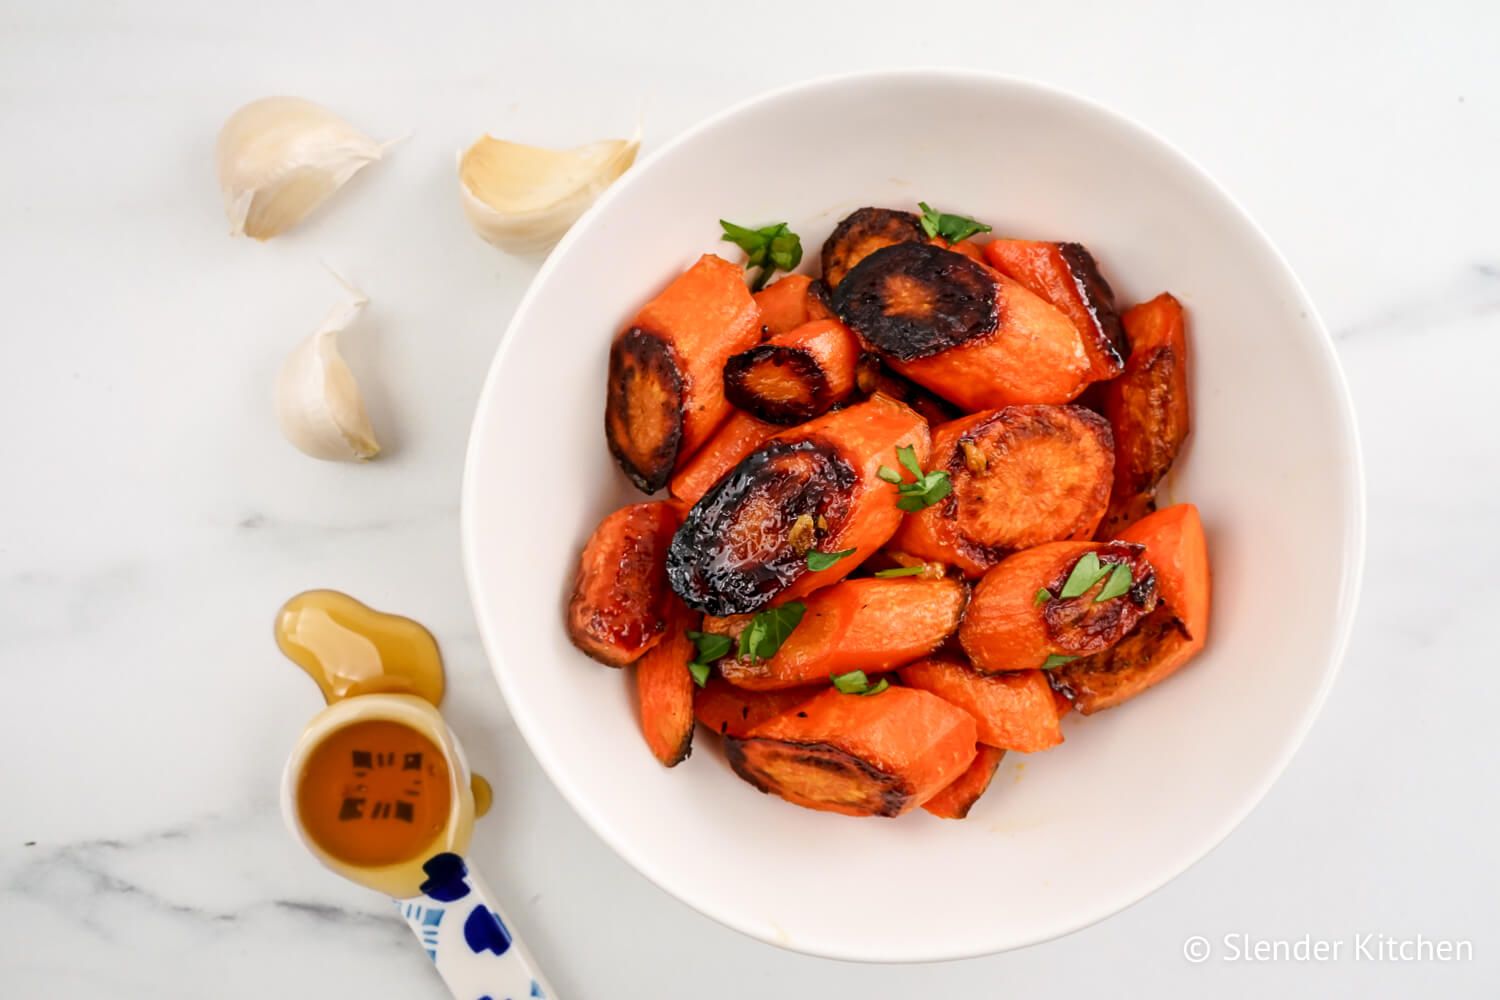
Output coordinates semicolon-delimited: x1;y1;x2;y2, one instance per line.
726;686;978;816
820;207;927;288
752;274;815;338
635;599;698;766
566;502;679;666
723;319;860;424
892;405;1114;576
922;745;1006;819
983;240;1127;381
668;409;776;508
692;677;823;738
606;255;762;492
899;658;1063;752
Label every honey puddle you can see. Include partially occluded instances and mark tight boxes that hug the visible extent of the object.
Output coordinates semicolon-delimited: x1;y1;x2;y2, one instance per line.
276;590;444;706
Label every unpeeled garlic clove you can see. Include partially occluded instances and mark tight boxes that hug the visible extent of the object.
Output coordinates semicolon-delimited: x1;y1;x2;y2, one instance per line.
216;97;386;240
458;130;639;255
276;284;381;462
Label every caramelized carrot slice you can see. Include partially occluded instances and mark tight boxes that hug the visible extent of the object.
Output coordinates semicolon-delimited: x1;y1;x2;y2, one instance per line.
958;540;1158;674
892;405;1114;577
752;274;815;338
983;240;1127;381
1097;293;1190;535
835;242;1091;410
705;577;967;690
606;255;762;492
693;677;823;738
899;658;1063;752
668;409;776;508
723;319;860;424
635;599;697;766
667;394;931;615
820;207;927;288
726;686;978;816
1052;504;1211;714
566;502;679;667
922;745;1005;819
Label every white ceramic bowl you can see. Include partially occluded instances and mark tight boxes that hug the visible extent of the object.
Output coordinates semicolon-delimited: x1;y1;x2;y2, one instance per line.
462;70;1364;962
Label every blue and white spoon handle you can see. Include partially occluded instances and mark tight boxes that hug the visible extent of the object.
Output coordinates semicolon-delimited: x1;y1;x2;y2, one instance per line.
396;852;554;1000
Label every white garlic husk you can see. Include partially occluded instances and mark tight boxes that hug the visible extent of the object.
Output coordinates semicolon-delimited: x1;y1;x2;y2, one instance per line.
458;130;640;254
216;97;385;240
276;284;381;461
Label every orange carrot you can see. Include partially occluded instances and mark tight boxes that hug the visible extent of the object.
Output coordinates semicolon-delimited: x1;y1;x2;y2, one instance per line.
667;393;931;615
723;319;860;424
635;599;697;766
922;745;1006;819
566;502;679;666
606;255;762;492
692;677;823;739
820;207;927;288
929;235;987;264
1117;504;1209;642
983;240;1127;381
892;405;1115;577
726;686;978;816
899;658;1063;752
958;540;1158;674
668;409;776;508
704;576;968;690
752;274;816;338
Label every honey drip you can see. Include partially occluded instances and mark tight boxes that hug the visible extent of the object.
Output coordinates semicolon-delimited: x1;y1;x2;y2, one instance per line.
275;590;444;706
470;774;493;818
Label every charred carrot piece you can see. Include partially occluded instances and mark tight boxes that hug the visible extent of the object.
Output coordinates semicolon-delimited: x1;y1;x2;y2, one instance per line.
899;658;1063;752
726;686;978;817
635;599;698;766
835;242;1092;411
606;255;762;493
752;274;825;338
1097;293;1190;535
692;677;823;739
820;207;927;288
668;409;776;508
922;745;1005;819
705;576;968;690
854;356;962;426
667;393;931;615
1052;504;1210;713
958;540;1158;674
982;240;1127;381
892;405;1115;577
566;502;680;667
723;319;860;425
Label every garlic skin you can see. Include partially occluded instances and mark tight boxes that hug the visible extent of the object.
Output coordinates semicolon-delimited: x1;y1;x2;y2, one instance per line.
217;97;384;241
276;288;381;462
458;131;639;255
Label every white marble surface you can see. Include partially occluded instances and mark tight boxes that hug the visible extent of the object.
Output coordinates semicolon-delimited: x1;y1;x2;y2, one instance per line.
1;1;1496;996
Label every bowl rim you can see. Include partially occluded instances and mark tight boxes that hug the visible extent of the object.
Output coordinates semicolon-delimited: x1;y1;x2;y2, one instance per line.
460;67;1367;962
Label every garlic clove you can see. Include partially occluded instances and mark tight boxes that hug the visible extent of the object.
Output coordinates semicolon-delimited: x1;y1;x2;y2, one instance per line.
216;97;385;241
276;286;381;462
458;130;639;255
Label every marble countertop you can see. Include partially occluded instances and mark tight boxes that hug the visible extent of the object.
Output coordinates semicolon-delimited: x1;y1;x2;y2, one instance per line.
2;2;1496;996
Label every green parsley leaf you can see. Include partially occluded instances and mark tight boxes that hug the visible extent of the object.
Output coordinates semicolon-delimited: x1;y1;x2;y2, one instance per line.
738;602;806;663
688;660;711;688
1041;654;1079;670
686;630;733;664
882;446;952;513
877;465;905;485
830;670;890;696
874;565;926;578
1094;563;1134;603
720;219;804;291
1059;552;1113;599
896;444;924;480
806;547;857;572
1034;587;1054;606
918;201;993;244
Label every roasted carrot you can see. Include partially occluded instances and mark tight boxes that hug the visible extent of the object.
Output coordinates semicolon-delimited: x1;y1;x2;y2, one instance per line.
722;319;860;425
929;235;987;264
854;356;962;426
667;393;931;615
983;240;1127;381
958;540;1158;674
668;409;776;508
898;657;1063;752
859;548;948;580
566;502;679;667
726;686;978;817
752;274;815;338
692;677;823;738
606;254;762;492
805;279;837;321
834;242;1092;410
922;745;1006;819
1051;504;1211;713
892;405;1115;577
1097;292;1190;535
704;576;968;690
635;599;698;766
820;206;927;288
